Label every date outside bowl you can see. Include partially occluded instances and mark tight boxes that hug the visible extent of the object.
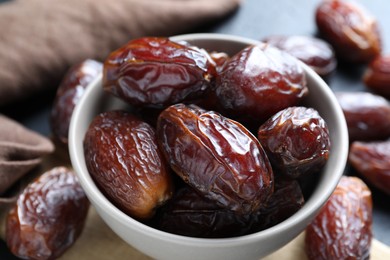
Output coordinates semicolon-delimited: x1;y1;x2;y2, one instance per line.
69;33;349;260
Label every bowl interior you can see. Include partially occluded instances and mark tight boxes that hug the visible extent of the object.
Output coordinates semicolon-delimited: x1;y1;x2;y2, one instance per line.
69;33;349;260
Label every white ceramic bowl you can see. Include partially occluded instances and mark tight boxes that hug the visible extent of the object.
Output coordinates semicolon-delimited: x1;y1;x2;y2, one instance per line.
69;33;349;260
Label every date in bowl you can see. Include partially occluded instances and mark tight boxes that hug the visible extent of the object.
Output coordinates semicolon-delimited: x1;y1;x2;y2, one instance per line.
69;33;349;260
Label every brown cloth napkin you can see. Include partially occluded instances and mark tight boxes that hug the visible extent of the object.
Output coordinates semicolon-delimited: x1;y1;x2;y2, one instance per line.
0;0;241;106
0;115;54;204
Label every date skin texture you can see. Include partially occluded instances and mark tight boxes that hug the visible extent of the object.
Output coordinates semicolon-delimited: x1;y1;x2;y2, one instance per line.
83;110;173;220
157;185;256;238
6;167;90;260
349;140;390;195
157;177;303;238
251;177;305;232
103;37;215;108
335;91;390;142
257;106;331;179
305;176;373;260
215;43;308;125
157;103;274;215
315;0;381;63
50;59;102;145
364;55;390;99
262;35;337;78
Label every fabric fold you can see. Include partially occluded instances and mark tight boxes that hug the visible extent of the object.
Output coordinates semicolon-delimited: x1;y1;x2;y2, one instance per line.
0;0;241;106
0;115;54;198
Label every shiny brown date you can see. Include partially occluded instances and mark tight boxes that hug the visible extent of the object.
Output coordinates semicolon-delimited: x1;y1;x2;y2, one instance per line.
6;167;90;260
315;0;381;63
157;104;274;214
335;91;390;141
157;185;256;238
84;110;173;219
103;37;215;108
364;54;390;99
257;106;331;179
157;178;303;238
215;43;308;125
305;176;372;260
262;35;337;77
50;59;102;145
252;177;305;232
349;140;390;195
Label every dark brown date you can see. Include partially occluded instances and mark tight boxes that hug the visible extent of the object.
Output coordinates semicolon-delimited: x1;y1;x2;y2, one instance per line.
349;140;390;195
83;110;173;220
262;35;337;77
305;176;372;260
215;43;308;125
157;185;256;238
252;177;305;232
103;37;215;108
157;104;274;215
315;0;381;63
157;177;303;238
364;54;390;99
257;106;331;179
50;59;102;145
6;167;90;260
335;91;390;141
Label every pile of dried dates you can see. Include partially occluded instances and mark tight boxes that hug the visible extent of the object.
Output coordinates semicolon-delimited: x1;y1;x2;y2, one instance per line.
82;35;332;239
13;0;388;259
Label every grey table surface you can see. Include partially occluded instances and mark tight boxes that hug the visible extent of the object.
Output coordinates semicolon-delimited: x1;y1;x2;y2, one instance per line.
1;0;389;258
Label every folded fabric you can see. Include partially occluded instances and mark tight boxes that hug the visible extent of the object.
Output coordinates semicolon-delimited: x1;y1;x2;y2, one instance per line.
0;115;54;204
0;0;241;106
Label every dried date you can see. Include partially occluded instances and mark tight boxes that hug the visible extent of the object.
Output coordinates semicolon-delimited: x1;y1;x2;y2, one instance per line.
263;35;337;78
305;176;372;260
252;177;305;232
103;37;215;108
157;177;303;238
257;106;331;179
6;167;90;260
363;54;390;99
157;185;256;238
50;59;102;145
315;0;381;63
157;104;274;215
83;110;173;219
335;91;390;141
349;140;390;195
215;43;308;125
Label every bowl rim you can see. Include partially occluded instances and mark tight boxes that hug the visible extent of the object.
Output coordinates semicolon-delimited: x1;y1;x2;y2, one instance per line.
69;33;349;246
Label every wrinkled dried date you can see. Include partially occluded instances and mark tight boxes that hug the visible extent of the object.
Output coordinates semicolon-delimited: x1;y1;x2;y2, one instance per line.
262;35;337;77
305;176;372;260
252;177;305;232
157;185;256;238
6;167;90;260
257;106;331;179
84;110;173;219
157;103;274;215
157;177;304;238
335;91;390;141
364;54;390;99
349;140;390;195
215;43;308;125
103;37;215;108
50;59;102;144
315;0;381;63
